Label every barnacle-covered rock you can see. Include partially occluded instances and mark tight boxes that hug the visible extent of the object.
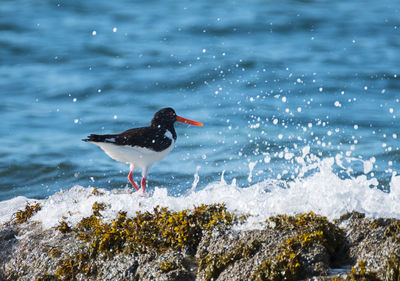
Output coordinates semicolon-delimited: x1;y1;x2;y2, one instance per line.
2;204;400;281
250;212;348;281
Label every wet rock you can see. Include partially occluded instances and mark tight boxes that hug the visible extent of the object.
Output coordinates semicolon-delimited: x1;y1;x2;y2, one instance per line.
338;213;400;280
0;227;17;281
0;227;17;263
1;206;400;280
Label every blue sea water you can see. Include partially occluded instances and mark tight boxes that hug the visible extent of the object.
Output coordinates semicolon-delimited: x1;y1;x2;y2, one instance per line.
1;0;400;203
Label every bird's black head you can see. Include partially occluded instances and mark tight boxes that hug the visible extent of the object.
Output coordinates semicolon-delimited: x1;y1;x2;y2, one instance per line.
151;107;177;127
151;107;204;128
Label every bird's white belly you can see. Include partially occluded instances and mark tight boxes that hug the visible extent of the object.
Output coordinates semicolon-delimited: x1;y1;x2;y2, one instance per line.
91;141;175;169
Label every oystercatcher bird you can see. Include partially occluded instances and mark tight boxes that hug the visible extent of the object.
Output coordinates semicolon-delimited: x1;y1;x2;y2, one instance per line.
83;108;203;193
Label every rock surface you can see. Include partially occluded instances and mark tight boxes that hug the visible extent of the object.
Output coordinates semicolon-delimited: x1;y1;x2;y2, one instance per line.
1;206;400;281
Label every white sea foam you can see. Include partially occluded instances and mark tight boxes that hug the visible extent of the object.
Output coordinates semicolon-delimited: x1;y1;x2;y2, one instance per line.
0;196;39;224
2;155;400;229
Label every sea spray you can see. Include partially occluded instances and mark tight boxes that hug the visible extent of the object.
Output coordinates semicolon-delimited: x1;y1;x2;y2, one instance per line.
2;150;400;230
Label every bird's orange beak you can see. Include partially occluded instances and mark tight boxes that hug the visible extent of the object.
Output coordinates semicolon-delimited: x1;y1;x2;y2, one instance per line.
176;115;203;127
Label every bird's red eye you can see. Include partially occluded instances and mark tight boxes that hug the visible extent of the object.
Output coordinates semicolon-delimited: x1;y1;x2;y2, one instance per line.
169;111;174;115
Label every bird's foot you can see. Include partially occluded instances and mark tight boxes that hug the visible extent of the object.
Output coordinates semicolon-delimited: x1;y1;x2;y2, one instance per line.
138;191;148;197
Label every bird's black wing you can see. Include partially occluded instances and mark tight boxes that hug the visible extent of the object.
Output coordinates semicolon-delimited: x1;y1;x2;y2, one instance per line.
83;127;173;152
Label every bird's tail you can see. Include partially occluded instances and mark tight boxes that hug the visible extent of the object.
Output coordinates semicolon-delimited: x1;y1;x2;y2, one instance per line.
82;134;114;142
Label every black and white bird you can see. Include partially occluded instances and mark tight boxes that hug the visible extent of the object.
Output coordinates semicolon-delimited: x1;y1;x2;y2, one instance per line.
83;108;203;193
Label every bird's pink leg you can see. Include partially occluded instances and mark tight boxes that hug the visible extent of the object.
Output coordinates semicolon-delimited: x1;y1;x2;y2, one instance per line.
128;170;139;191
141;177;147;194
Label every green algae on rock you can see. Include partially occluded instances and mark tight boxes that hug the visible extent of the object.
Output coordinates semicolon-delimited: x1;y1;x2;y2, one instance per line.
14;203;41;224
383;220;400;243
159;258;180;273
53;202;241;280
251;212;348;281
73;203;240;257
4;206;400;281
369;217;400;243
385;253;400;281
91;201;106;217
56;221;72;234
268;211;347;261
56;252;95;281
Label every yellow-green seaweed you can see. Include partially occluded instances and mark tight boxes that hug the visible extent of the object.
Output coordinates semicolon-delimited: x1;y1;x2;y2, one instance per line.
53;203;240;279
56;252;95;281
268;211;346;260
15;203;41;224
384;220;400;242
250;232;325;281
57;221;72;234
159;259;180;273
252;212;347;281
385;253;400;281
74;203;239;258
91;202;106;217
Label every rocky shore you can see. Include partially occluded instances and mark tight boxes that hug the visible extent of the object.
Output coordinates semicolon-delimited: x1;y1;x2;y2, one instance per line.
1;201;400;281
